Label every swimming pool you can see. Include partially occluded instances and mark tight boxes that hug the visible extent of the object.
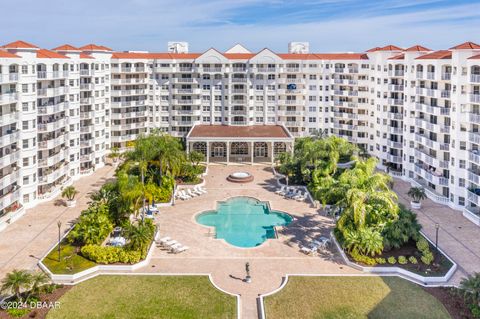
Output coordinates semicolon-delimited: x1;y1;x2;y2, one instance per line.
196;197;292;248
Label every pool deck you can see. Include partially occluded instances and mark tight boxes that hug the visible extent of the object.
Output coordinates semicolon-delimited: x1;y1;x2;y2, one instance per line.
148;165;361;318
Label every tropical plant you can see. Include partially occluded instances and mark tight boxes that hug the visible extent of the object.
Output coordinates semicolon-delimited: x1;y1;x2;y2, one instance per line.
0;269;32;302
61;186;78;201
398;256;407;264
382;206;421;250
188;151;205;168
125;220;155;252
27;271;49;298
421;251;434;265
388;256;396;264
458;273;480;313
108;146;121;163
67;203;113;245
416;237;430;253
407;187;427;203
409;256;418;264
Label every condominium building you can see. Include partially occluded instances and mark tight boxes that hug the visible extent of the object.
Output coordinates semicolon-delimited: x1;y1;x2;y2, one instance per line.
1;39;480;230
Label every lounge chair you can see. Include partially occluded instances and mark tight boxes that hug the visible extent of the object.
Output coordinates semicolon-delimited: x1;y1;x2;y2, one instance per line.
296;192;308;201
195;185;207;194
192;187;203;196
172;245;189;253
179;190;191;200
169;243;183;251
292;191;304;200
300;246;316;255
286;189;300;199
157;236;171;245
275;185;286;194
163;240;179;247
187;189;198;197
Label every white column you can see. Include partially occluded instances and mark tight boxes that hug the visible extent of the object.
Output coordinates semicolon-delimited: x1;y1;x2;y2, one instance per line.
206;142;210;164
226;141;230;164
271;141;275;165
251;141;254;164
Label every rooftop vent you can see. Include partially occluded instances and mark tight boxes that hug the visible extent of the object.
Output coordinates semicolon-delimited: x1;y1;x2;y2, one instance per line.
168;42;189;54
288;42;309;54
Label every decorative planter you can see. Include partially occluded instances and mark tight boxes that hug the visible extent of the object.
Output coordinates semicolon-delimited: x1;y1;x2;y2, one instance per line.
66;199;77;208
410;201;421;209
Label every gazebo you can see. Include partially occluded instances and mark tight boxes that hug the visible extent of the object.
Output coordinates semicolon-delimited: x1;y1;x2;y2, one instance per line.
186;125;295;165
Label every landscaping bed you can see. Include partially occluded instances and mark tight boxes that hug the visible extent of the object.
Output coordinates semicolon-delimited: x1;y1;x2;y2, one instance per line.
424;286;475;319
41;242;96;275
344;238;454;277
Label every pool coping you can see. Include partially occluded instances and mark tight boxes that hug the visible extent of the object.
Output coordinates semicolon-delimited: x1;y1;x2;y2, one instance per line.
192;195;295;250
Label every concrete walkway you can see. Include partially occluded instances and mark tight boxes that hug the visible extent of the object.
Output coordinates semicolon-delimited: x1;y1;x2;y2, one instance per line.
0;165;116;278
393;178;480;285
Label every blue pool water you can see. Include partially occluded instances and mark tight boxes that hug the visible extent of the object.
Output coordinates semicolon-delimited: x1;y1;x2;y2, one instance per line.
196;197;292;248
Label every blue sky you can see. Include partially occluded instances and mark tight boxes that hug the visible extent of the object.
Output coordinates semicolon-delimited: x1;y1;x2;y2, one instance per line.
1;0;479;53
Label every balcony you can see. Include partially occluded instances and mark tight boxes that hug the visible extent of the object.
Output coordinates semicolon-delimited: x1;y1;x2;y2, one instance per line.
38;164;69;185
467;188;480;205
38;119;66;132
469;94;480;103
469;150;480;165
0;186;20;212
415;103;450;116
38;151;67;167
388;70;404;77
38;102;68;115
387;140;402;149
110;111;148;119
38;135;67;150
469;132;480;145
426;72;435;80
386;154;402;164
0;130;20;146
80;83;94;90
0;112;19;126
80;69;93;76
0;92;18;104
0;170;19;190
441;73;451;81
388;112;403;120
231;78;248;83
388;84;403;92
470;74;480;83
388;98;403;106
0;73;19;83
414;163;448;186
468;169;480;185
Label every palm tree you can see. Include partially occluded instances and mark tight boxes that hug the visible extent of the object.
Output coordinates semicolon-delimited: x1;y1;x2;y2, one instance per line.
188;150;205;168
62;186;78;201
27;271;49;299
108;146;121;163
276;152;296;185
62;186;78;207
126;221;154;251
1;270;32;302
407;187;427;204
458;273;480;309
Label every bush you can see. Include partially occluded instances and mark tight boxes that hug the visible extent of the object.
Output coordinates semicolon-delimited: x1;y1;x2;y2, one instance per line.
7;308;30;318
471;304;480;318
80;245;142;264
398;256;407;265
409;256;418;264
416;237;429;253
421;251;434;265
382;206;421;250
388;256;396;264
375;257;386;264
350;250;377;266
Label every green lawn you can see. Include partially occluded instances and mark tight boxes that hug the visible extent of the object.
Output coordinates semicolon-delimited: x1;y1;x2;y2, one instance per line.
42;242;96;274
47;275;237;319
265;276;450;319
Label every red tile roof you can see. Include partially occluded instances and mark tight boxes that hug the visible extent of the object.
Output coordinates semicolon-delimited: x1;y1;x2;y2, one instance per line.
379;45;403;51
80;53;94;59
36;49;69;59
415;50;452;60
53;44;80;51
405;45;431;52
468;53;480;60
0;50;20;58
2;40;38;49
450;41;480;50
388;53;405;60
188;125;292;139
366;47;381;52
79;44;111;51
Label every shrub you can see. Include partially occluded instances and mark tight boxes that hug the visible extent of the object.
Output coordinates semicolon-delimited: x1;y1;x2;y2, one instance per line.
471;304;480;318
398;256;407;265
388;256;396;264
7;308;30;318
80;245;142;264
375;257;386;264
382;205;421;250
408;256;418;264
350;250;377;266
416;237;430;253
421;251;434;265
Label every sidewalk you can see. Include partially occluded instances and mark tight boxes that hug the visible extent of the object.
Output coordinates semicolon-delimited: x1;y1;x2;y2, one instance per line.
0;165;116;279
393;178;480;285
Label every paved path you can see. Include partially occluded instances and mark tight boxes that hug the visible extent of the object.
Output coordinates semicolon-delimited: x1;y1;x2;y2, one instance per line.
0;165;116;278
393;178;480;285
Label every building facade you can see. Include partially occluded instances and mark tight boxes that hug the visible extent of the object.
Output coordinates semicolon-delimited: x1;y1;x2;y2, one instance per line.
1;40;480;230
